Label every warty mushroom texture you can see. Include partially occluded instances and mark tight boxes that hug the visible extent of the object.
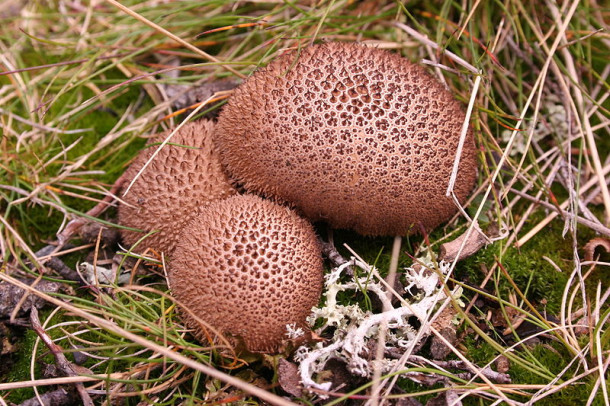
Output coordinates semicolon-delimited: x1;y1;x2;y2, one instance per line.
118;119;236;255
215;41;478;236
168;194;324;354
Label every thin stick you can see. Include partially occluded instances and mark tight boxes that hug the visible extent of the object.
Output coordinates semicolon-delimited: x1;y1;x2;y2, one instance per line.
516;162;610;247
30;307;94;406
369;236;402;406
0;273;298;406
509;188;610;237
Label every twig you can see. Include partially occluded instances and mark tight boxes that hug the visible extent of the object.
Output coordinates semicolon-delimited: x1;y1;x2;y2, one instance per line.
509;187;610;238
56;171;128;247
319;239;349;267
30;307;94;406
44;257;82;283
515;160;610;246
408;356;511;384
2;273;299;406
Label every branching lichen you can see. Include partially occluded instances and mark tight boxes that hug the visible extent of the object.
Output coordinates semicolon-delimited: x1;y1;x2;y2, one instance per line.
296;255;459;393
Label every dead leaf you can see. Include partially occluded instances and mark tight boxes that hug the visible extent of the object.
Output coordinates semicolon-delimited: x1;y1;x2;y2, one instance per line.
165;79;239;112
430;327;458;360
430;306;458;360
278;358;303;397
438;224;487;262
495;355;510;373
583;237;610;262
0;279;62;318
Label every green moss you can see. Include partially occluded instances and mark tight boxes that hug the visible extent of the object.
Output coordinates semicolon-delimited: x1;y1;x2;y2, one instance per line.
459;335;609;405
513;342;606;405
4;69;152;245
3;328;46;403
330;228;417;276
459;214;572;313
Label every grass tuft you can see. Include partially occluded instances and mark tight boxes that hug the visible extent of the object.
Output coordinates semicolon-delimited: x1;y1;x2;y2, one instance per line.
0;0;608;404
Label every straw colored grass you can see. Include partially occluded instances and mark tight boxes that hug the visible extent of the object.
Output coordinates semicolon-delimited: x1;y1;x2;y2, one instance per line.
0;0;608;404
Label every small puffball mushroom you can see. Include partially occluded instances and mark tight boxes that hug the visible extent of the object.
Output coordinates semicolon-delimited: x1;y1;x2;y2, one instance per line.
216;42;478;236
118;120;236;255
169;194;323;354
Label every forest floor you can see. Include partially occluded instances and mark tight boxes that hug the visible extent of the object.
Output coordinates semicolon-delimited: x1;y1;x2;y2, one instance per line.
0;1;609;405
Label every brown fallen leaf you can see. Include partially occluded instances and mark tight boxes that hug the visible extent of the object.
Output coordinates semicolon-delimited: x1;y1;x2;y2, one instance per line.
165;79;239;112
583;237;610;262
430;327;458;360
495;355;510;373
438;224;487;262
430;306;459;360
278;358;303;397
0;278;62;318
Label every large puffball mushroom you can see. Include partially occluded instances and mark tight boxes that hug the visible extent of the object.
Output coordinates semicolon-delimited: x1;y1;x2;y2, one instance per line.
118;120;236;255
168;194;323;354
216;42;478;236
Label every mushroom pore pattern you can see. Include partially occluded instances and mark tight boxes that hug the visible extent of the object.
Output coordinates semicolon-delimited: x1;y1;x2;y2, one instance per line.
169;194;323;354
118;120;236;255
216;42;478;235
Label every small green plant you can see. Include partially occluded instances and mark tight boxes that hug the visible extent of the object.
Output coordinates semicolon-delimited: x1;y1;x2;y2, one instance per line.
0;0;608;405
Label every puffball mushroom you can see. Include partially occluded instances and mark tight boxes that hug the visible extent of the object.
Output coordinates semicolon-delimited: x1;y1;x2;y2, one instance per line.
118;120;236;255
168;194;323;354
216;42;478;236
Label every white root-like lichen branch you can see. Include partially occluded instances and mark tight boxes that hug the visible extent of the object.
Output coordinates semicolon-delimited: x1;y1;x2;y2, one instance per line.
296;255;457;395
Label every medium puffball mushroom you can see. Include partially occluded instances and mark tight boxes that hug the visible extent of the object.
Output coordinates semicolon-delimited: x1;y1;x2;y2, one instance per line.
168;194;323;354
216;42;478;236
118;120;236;254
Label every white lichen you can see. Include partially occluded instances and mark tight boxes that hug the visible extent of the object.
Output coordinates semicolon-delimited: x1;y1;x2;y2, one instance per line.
285;323;305;339
77;262;131;286
296;255;459;395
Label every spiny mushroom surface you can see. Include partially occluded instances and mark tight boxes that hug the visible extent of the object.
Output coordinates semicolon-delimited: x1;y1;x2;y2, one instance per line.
118;120;236;255
169;194;323;354
216;42;478;236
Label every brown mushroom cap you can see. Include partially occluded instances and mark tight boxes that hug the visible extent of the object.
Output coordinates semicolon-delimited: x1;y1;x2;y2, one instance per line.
216;42;478;236
118;120;236;254
168;194;323;354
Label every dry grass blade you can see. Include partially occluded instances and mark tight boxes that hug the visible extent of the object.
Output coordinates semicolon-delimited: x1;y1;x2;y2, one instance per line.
0;273;298;406
1;0;608;404
29;308;94;406
104;0;246;79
